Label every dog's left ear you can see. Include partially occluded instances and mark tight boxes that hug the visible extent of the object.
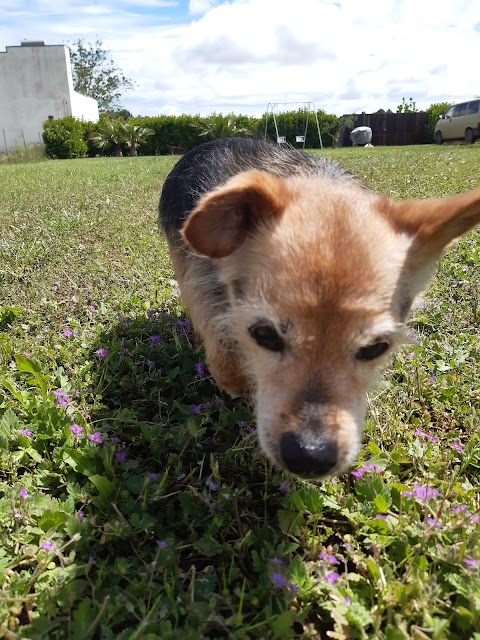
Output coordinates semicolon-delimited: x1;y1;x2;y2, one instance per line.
182;170;288;258
386;187;480;261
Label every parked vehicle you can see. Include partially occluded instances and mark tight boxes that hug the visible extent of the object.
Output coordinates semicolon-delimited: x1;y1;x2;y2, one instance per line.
435;99;480;144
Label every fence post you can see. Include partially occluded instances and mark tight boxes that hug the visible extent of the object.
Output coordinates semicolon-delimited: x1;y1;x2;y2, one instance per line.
2;128;7;154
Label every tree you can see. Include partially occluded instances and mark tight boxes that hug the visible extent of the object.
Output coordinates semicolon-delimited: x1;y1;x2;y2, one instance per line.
69;39;134;114
396;97;418;113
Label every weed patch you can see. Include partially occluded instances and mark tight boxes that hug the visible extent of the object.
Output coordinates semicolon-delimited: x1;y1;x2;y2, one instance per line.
0;148;480;638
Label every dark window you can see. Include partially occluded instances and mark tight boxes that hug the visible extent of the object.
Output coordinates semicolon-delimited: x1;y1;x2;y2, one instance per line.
453;103;467;117
48;115;54;120
466;100;480;115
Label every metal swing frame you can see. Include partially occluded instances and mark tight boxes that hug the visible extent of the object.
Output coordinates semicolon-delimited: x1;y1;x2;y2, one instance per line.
263;101;323;149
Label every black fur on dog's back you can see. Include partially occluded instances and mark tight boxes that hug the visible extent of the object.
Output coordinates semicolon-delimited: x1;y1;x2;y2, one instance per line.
158;137;357;243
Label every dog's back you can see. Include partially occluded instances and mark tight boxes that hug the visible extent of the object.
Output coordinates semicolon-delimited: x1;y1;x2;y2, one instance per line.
159;137;356;243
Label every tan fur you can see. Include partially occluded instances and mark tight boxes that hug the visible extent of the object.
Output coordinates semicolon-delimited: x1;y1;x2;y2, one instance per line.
169;169;480;479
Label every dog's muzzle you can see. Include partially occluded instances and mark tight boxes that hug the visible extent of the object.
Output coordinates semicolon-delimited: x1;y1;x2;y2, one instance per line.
280;431;338;478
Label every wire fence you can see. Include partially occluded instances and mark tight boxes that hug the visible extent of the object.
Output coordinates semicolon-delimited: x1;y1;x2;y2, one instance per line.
1;128;44;154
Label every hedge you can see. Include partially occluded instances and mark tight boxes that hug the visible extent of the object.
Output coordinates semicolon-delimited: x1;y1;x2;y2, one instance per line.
42;110;342;159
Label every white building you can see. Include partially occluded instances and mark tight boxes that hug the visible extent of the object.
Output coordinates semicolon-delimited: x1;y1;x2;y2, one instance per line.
0;41;99;152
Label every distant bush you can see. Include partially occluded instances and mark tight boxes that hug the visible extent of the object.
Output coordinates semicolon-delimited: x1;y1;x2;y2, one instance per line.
42;117;88;159
424;102;451;143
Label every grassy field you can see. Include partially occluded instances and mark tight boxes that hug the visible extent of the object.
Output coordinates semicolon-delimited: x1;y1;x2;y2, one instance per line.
1;144;480;639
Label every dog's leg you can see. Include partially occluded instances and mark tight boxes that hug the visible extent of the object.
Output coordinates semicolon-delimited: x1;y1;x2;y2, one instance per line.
202;330;250;397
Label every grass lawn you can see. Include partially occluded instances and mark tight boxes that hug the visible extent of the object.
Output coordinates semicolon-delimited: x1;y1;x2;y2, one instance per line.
1;144;480;639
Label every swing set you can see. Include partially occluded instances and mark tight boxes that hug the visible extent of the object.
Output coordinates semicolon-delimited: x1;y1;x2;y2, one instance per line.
263;101;323;149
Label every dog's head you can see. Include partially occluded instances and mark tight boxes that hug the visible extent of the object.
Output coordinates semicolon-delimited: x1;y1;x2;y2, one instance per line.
182;169;480;480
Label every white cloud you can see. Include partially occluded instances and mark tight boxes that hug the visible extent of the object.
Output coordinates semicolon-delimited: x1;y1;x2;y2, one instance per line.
1;0;479;117
189;0;217;15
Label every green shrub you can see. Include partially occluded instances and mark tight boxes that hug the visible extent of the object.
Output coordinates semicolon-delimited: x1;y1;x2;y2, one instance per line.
42;116;88;159
424;102;451;143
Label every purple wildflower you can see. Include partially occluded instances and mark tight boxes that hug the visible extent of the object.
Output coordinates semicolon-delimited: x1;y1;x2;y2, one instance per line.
452;440;464;453
89;305;96;312
20;429;33;437
41;540;55;551
123;348;131;355
344;596;351;606
405;352;415;360
147;309;155;317
145;359;155;367
62;329;73;337
88;432;103;445
402;483;441;501
95;348;109;358
415;428;439;444
351;460;381;479
149;335;161;345
463;558;480;569
78;510;85;520
320;552;340;565
19;488;28;499
191;403;204;414
147;472;158;480
375;514;388;520
277;480;292;495
123;316;133;325
451;505;468;513
156;539;169;549
53;389;70;408
177;318;192;336
208;478;219;491
69;424;84;437
426;517;442;528
270;557;284;565
407;328;418;341
272;572;285;587
325;572;341;585
115;451;127;462
195;362;206;378
272;572;299;592
427;375;436;383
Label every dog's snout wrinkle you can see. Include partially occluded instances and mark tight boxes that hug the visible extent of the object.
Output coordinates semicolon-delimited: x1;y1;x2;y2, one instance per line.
281;431;338;478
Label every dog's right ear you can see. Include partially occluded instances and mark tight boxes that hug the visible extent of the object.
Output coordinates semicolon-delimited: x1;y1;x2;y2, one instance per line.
181;170;288;258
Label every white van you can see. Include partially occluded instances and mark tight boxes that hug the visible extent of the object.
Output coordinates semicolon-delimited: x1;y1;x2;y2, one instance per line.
435;99;480;144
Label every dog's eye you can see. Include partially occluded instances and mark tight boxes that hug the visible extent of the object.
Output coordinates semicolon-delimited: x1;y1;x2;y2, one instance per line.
249;321;284;352
356;341;389;361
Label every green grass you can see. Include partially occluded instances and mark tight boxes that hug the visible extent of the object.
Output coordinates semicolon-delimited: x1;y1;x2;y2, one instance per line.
1;146;480;639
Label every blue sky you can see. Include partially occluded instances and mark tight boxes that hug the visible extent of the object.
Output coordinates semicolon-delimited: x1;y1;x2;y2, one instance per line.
0;0;478;117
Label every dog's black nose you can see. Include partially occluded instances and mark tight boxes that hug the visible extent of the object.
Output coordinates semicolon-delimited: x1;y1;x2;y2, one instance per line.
280;431;338;478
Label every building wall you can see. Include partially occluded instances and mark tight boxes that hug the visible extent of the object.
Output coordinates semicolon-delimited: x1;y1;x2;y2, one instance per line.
0;42;99;151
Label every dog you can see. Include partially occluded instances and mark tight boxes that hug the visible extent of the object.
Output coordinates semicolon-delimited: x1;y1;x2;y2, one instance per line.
159;137;480;480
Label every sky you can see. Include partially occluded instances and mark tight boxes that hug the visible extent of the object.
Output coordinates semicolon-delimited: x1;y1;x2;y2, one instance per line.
0;0;479;118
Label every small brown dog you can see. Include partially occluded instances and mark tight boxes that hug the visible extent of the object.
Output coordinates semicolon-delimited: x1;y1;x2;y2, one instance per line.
159;138;480;480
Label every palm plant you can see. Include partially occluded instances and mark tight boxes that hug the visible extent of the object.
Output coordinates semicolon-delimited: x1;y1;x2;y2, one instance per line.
88;119;126;156
191;113;252;140
121;123;155;156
